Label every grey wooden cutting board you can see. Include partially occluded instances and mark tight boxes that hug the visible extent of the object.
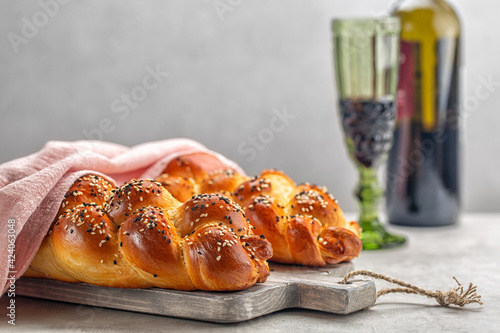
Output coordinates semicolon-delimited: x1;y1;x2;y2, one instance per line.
15;262;375;323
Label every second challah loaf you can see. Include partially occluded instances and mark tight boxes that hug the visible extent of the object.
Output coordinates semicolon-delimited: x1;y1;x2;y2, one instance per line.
156;153;362;266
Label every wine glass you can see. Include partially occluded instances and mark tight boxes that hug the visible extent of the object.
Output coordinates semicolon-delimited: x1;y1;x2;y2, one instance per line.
332;17;406;249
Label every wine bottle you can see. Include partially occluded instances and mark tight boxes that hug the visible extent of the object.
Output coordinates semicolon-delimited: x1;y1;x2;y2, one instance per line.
386;0;461;226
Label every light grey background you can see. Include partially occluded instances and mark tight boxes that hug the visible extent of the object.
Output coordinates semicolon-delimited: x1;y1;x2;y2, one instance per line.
0;0;498;213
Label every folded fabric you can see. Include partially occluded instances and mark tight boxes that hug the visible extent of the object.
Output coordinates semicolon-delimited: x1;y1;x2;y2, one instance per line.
0;139;245;294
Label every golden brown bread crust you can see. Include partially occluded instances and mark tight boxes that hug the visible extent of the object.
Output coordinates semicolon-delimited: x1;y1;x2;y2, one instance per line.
233;171;361;266
155;154;362;266
25;175;272;291
56;174;113;215
50;203;151;288
28;175;120;284
156;152;233;202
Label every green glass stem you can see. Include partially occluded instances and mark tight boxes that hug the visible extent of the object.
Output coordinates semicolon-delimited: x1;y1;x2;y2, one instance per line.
356;165;406;250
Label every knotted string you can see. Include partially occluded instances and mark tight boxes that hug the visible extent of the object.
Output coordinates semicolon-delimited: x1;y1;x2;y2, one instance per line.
342;270;483;307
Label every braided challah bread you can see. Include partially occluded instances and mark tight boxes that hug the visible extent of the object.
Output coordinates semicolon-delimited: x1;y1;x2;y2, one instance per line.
156;153;362;266
24;174;273;291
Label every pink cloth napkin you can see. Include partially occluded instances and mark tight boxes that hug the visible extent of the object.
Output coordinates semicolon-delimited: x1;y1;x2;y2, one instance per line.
0;139;245;294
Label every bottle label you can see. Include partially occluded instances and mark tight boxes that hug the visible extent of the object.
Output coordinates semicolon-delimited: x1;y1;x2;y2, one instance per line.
396;38;460;131
396;41;420;120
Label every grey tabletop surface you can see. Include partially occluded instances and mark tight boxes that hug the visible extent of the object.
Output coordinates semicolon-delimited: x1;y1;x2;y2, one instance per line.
1;213;499;332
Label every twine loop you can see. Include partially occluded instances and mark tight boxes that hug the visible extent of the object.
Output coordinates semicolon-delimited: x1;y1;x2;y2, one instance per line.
342;270;483;307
